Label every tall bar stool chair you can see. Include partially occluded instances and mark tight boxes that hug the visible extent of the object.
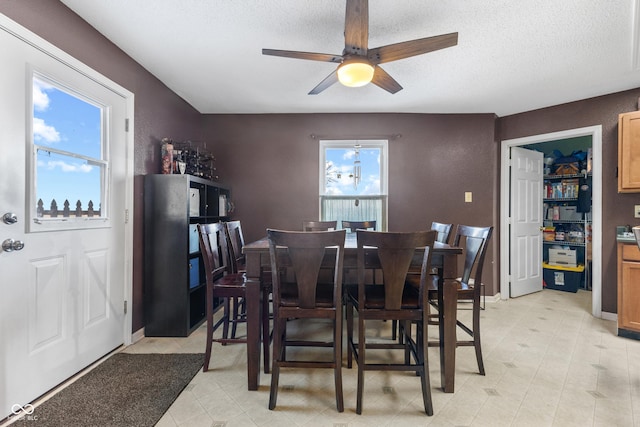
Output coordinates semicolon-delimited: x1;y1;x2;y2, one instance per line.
345;230;437;415
223;220;273;373
341;220;376;232
198;223;249;371
267;229;346;412
342;220;378;284
302;220;338;231
392;221;452;342
223;220;247;339
411;225;493;376
430;221;453;244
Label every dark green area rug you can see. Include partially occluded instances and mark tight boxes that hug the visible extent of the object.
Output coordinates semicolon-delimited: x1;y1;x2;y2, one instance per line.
29;353;204;427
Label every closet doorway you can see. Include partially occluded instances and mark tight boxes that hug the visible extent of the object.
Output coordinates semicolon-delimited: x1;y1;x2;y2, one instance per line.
500;126;603;318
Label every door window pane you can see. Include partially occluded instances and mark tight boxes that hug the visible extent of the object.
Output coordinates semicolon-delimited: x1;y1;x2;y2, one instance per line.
32;76;105;221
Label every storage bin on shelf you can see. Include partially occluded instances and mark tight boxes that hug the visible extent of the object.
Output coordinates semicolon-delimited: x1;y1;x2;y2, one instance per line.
542;262;584;293
543;226;556;242
548;248;577;267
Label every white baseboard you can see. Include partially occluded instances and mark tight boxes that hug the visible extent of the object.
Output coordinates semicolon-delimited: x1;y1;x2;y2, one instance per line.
601;311;617;322
131;327;145;344
484;292;501;303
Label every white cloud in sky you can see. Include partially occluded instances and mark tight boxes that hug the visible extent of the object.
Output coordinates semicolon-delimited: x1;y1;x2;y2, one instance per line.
38;159;93;173
33;79;52;111
33;118;61;144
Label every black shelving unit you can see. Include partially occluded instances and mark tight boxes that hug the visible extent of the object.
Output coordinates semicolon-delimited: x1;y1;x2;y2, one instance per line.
144;174;230;336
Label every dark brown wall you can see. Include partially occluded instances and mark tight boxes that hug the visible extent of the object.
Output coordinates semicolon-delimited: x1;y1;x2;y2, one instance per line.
0;0;203;332
498;89;640;313
5;0;637;327
202;113;500;292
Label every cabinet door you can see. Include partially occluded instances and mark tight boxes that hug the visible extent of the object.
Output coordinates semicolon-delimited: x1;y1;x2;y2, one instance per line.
618;110;640;192
620;260;640;332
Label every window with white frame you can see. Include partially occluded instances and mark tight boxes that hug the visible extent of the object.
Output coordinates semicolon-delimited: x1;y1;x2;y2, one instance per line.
30;74;108;228
319;139;388;230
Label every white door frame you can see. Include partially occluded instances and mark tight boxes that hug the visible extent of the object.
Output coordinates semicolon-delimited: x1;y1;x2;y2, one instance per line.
500;125;603;318
0;15;135;343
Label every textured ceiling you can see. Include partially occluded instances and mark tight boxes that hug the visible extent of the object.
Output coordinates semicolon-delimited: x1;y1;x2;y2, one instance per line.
60;0;640;116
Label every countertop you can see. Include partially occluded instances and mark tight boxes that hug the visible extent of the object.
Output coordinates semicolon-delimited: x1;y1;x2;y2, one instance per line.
617;226;639;243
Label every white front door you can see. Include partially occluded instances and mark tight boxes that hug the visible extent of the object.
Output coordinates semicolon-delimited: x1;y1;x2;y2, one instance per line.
0;17;132;419
509;147;543;297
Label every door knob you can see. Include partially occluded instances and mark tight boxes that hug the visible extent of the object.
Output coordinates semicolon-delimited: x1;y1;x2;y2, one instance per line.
2;213;18;224
2;239;24;252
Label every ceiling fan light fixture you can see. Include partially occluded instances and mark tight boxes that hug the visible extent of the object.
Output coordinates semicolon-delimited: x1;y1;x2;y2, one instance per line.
337;59;374;87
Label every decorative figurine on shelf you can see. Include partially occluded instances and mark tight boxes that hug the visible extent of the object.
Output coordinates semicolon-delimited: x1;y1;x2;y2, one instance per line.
160;138;218;180
161;138;173;174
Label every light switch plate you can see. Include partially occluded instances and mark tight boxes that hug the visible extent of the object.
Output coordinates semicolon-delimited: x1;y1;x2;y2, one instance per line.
465;192;473;203
635;205;640;218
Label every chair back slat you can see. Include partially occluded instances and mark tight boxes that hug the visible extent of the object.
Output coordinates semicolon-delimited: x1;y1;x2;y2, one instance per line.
342;220;376;232
302;220;338;231
431;221;453;244
452;225;493;285
198;223;230;283
287;247;327;308
356;230;436;310
224;220;245;273
268;229;346;310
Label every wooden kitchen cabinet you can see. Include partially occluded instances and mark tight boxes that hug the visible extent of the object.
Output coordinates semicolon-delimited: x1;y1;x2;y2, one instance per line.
618;110;640;192
617;242;640;339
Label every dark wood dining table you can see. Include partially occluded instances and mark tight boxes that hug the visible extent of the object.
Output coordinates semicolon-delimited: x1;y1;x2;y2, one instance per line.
242;233;463;393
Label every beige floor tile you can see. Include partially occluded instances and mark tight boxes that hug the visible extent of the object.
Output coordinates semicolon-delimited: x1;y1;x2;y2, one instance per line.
22;288;640;427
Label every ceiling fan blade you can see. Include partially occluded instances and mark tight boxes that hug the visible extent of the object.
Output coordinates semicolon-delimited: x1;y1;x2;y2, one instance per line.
308;70;339;95
344;0;368;55
371;66;403;94
262;49;342;63
368;32;458;64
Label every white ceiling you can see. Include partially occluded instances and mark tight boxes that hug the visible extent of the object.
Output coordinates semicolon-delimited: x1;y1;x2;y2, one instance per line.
60;0;640;116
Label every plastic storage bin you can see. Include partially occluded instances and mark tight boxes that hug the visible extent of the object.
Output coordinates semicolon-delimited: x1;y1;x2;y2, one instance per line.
543;262;584;292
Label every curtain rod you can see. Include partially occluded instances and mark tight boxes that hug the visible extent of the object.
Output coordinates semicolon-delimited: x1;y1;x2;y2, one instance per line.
309;133;402;141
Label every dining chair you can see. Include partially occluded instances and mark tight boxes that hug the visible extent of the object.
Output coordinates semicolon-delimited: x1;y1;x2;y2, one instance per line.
342;220;378;284
267;229;346;412
223;220;273;373
345;229;437;415
223;220;247;339
431;221;453;244
408;224;493;376
198;222;246;370
302;220;338;231
390;220;451;342
198;223;271;373
225;220;246;273
429;221;453;277
341;220;376;232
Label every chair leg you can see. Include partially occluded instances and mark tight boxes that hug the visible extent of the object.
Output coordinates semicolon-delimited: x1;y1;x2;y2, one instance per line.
269;317;286;410
473;294;485;375
356;315;365;415
334;318;344;412
403;320;411;365
262;287;271;374
346;299;354;369
417;318;434;415
203;311;214;372
231;297;244;339
221;297;231;345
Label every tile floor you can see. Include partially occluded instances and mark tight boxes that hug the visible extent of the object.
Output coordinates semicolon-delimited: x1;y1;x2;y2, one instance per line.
121;289;640;426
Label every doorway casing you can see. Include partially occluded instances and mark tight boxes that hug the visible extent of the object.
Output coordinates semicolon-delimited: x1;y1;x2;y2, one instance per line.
500;125;604;319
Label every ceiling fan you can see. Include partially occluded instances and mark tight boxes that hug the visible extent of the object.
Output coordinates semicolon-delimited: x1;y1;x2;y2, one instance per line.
262;0;458;95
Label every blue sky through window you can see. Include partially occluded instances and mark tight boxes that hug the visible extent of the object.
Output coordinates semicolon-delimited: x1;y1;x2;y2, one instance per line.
325;146;381;195
33;77;102;209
